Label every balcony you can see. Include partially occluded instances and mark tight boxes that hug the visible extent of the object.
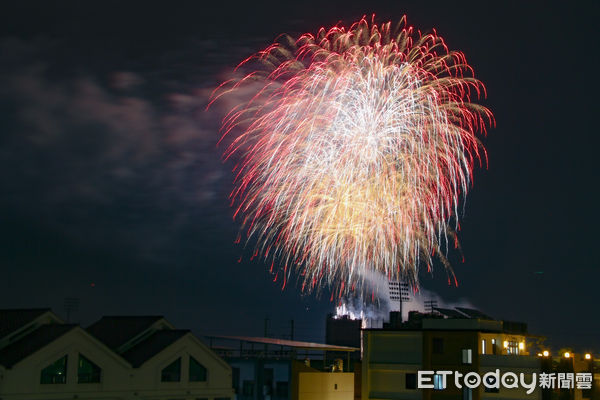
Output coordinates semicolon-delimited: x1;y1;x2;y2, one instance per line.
480;354;541;369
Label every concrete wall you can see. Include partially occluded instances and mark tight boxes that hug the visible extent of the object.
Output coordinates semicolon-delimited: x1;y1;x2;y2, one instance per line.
362;330;423;400
297;372;353;400
478;355;541;400
422;319;503;333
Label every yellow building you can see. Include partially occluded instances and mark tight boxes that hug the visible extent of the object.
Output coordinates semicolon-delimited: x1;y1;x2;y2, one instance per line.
292;359;354;400
362;312;542;400
0;308;234;400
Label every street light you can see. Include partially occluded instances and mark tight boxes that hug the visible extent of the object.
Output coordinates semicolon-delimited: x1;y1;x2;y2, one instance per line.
563;352;570;358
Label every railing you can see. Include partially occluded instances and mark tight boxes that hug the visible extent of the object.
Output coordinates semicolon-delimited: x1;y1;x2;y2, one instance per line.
479;354;541;368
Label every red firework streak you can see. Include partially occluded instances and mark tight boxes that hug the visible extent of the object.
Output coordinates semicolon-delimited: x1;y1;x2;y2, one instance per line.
211;15;494;299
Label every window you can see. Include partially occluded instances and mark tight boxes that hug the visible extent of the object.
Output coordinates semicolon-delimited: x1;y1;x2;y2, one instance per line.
433;374;445;390
243;380;254;395
189;356;207;382
41;355;68;384
78;354;101;383
506;341;519;355
462;349;472;364
276;381;289;396
405;373;417;389
263;367;273;395
161;357;181;382
432;338;444;354
462;387;473;400
232;367;240;394
481;339;486;354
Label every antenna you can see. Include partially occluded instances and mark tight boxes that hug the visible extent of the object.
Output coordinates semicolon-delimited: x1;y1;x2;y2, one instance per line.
63;297;80;323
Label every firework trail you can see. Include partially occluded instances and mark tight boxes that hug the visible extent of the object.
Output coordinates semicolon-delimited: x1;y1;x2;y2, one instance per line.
212;16;493;297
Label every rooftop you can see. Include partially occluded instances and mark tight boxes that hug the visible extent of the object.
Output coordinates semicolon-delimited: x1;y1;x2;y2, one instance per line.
87;316;165;350
371;310;528;334
0;324;76;368
208;335;359;352
0;308;52;340
121;330;189;367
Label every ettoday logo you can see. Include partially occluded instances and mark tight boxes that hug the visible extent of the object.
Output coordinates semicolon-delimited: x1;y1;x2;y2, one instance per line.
417;370;594;393
418;370;537;394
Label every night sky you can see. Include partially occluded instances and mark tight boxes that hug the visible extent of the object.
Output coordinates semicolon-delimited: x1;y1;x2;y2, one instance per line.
0;1;598;351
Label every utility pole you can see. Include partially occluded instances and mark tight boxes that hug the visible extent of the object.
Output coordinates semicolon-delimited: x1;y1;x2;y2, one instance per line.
264;317;269;337
264;317;269;356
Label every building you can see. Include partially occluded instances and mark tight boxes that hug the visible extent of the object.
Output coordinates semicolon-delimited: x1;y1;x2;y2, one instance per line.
538;350;598;400
362;309;543;400
207;335;358;400
326;314;363;364
326;315;362;350
0;308;234;400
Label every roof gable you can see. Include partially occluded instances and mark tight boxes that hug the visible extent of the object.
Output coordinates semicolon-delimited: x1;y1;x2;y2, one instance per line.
0;309;60;342
87;316;170;350
120;329;189;367
0;324;76;368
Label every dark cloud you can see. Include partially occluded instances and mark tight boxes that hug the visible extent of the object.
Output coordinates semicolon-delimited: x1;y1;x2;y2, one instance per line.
0;37;225;260
0;33;329;342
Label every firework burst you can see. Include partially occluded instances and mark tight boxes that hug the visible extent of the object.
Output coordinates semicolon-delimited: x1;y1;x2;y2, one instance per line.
212;16;493;297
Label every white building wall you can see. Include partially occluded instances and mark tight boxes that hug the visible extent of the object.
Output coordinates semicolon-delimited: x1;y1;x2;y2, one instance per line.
0;328;233;400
